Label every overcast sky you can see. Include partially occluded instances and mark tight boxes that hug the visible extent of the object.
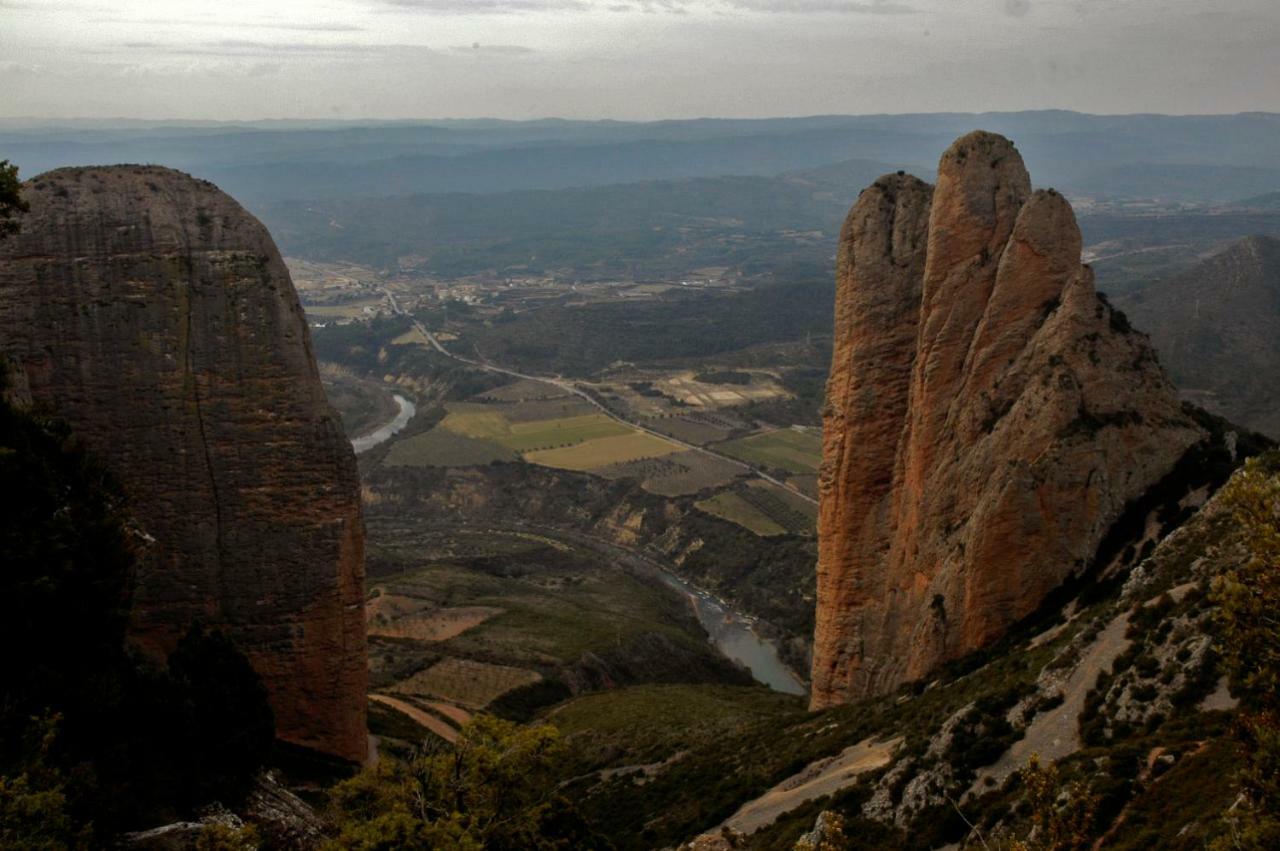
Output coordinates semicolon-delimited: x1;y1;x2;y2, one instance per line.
1;0;1276;120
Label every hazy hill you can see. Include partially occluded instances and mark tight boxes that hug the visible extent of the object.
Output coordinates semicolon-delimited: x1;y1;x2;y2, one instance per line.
1117;235;1280;438
259;159;914;276
5;111;1279;206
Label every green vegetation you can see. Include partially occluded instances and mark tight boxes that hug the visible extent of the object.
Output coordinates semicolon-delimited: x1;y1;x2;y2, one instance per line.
525;431;681;471
0;159;27;237
364;529;751;722
385;430;518;467
716;428;822;475
696;490;789;536
548;684;800;777
454;280;834;378
1210;451;1280;849
440;407;632;453
326;715;609;850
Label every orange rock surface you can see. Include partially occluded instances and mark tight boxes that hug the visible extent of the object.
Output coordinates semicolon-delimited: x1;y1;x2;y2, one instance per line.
811;133;1203;708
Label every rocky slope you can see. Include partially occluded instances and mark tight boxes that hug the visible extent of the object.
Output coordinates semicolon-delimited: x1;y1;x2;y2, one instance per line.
811;132;1205;708
1116;234;1280;438
0;166;367;762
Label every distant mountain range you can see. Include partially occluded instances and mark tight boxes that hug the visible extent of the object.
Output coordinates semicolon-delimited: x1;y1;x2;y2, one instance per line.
5;111;1279;206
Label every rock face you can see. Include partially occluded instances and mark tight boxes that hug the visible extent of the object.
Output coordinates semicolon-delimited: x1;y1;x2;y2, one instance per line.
1116;235;1280;439
811;133;1205;709
0;166;367;762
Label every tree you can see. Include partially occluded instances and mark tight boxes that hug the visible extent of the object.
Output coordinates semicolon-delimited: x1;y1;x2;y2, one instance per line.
0;716;92;851
326;715;610;850
0;160;28;237
1211;452;1280;849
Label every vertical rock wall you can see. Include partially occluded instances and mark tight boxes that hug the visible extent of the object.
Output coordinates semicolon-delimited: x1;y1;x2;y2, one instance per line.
0;166;367;762
811;133;1203;708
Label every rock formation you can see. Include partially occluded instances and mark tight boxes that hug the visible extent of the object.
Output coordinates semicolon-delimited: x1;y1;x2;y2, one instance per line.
0;166;367;761
811;132;1204;708
1116;234;1280;439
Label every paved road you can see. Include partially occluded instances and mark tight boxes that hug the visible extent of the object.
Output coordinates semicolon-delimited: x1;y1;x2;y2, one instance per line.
381;289;818;506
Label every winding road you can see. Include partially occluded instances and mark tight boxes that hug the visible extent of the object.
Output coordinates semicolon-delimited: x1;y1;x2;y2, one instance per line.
380;288;817;506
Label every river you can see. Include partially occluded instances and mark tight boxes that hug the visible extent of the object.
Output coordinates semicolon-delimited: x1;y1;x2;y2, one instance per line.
655;571;807;696
351;394;416;454
348;394;804;696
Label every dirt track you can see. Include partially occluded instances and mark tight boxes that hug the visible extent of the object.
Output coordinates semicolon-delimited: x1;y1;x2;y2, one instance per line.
369;693;459;744
721;736;902;835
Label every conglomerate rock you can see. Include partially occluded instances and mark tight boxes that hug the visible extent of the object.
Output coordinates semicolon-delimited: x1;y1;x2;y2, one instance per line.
0;166;367;761
810;132;1203;708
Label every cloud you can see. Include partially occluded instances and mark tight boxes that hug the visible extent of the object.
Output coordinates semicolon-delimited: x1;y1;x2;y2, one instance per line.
90;18;368;32
722;0;915;12
0;60;44;75
110;40;432;59
450;43;539;54
380;0;591;12
378;0;911;11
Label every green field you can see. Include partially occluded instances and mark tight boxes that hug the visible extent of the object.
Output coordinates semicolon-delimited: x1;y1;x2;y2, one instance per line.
715;427;822;474
383;428;517;467
695;490;789;536
525;431;682;471
439;405;632;452
741;480;817;536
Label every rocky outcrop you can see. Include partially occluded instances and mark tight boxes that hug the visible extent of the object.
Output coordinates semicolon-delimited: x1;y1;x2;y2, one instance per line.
0;166;367;761
1115;234;1280;439
811;133;1204;708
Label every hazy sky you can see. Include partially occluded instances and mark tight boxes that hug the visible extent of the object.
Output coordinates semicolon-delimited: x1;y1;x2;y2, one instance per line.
1;0;1276;120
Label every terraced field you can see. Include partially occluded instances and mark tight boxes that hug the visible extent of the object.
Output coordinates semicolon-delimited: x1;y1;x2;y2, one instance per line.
362;524;748;754
715;428;822;475
740;480;817;536
695;480;817;537
696;490;789;536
